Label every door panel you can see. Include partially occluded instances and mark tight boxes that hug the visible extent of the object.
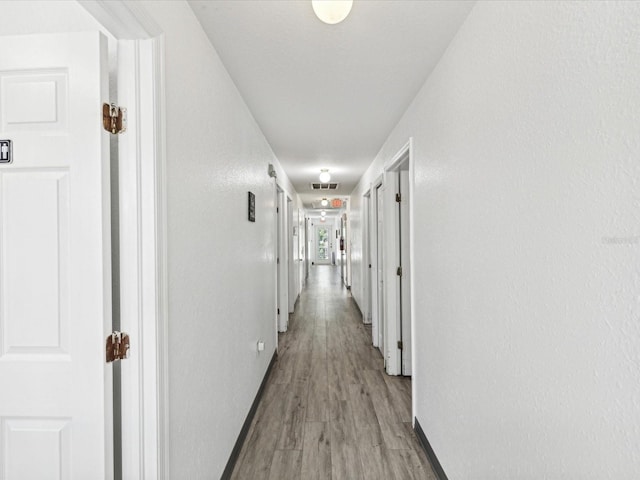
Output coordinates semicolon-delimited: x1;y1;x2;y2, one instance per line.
370;190;378;346
277;189;287;332
0;32;112;479
2;171;69;356
376;185;385;357
315;225;331;265
400;170;412;376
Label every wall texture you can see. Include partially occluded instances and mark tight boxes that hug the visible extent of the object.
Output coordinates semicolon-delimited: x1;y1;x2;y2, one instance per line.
350;1;640;478
1;2;301;477
140;2;301;477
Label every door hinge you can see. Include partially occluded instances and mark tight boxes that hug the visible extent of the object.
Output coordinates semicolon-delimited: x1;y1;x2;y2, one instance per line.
395;193;401;203
106;331;130;363
397;266;402;276
397;340;403;350
102;103;127;134
277;308;280;315
277;257;280;264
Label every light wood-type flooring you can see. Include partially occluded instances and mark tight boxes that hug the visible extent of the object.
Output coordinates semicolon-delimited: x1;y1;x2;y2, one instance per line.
230;265;437;480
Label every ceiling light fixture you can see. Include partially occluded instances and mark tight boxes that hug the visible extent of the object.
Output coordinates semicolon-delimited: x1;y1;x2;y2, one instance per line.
312;0;353;25
319;169;331;183
321;198;328;207
321;210;326;216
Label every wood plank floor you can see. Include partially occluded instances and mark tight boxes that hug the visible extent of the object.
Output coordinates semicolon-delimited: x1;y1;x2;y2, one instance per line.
231;265;437;480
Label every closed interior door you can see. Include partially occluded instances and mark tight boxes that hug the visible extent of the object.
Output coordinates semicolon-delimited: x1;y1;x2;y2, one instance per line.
0;32;112;479
315;225;331;265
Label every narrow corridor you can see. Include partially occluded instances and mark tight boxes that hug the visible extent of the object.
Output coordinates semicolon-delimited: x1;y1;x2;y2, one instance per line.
231;266;437;479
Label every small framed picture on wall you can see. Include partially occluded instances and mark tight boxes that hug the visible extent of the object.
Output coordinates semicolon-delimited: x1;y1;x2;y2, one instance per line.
248;192;256;222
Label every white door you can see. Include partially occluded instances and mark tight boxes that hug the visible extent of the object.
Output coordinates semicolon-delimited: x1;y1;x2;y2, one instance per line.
0;32;112;479
315;225;331;265
399;170;412;376
287;198;296;313
363;193;372;324
370;189;379;346
376;185;385;357
277;189;288;332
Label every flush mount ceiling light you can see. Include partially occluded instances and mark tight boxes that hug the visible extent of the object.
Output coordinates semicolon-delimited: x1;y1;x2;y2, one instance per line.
312;0;353;25
321;198;328;207
321;210;326;217
319;169;331;183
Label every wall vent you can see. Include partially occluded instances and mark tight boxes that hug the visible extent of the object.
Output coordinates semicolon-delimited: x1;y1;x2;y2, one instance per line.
311;183;339;190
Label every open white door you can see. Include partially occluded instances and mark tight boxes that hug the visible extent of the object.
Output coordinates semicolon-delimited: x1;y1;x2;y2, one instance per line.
0;32;113;479
399;170;412;376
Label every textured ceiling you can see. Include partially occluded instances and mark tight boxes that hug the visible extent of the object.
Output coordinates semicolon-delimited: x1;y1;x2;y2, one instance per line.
188;0;475;206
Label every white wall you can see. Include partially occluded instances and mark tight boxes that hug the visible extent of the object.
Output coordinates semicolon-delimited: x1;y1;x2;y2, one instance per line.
137;2;302;477
350;1;640;478
0;0;106;34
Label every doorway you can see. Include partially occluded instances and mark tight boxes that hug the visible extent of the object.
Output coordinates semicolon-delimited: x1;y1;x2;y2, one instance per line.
305;217;310;280
340;213;348;287
396;159;412;376
363;191;372;324
371;180;385;355
383;140;413;376
276;187;288;332
287;197;296;313
315;224;332;265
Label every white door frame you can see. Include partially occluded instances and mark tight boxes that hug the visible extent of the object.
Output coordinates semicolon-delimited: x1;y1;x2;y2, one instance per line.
382;139;414;377
304;217;310;280
276;186;289;332
362;191;372;324
314;223;332;265
79;2;167;477
371;176;384;350
287;197;296;313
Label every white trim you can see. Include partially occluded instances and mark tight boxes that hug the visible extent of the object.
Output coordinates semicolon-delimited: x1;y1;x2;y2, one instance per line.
276;186;289;332
382;171;400;374
80;1;167;478
117;38;143;479
79;0;162;39
407;138;417;424
153;35;170;479
385;139;412;172
371;176;384;350
273;181;279;349
287;197;296;313
362;190;372;325
117;36;167;480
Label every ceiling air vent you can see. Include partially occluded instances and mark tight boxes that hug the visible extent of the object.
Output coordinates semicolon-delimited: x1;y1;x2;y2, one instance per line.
311;183;339;190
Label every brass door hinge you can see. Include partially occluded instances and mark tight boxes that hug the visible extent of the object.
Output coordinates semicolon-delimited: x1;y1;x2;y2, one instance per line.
397;266;402;277
103;103;127;134
106;331;130;363
396;193;401;203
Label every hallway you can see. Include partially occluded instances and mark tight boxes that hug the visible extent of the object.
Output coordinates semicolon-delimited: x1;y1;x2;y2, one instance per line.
231;266;436;479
